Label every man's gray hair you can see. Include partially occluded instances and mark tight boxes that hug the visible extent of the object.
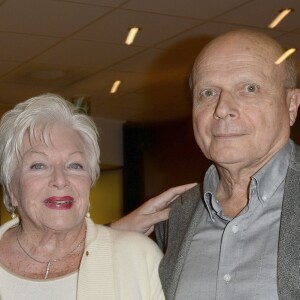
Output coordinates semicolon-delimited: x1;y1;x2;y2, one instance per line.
0;93;100;213
286;57;298;89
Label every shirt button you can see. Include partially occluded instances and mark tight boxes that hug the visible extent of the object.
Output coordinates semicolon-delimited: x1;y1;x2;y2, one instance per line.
232;225;239;233
223;274;231;282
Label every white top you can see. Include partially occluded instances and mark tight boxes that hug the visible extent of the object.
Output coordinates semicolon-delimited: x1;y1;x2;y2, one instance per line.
0;218;164;300
0;266;78;300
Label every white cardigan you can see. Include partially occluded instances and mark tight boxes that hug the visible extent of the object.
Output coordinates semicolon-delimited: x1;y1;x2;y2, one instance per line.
0;218;165;300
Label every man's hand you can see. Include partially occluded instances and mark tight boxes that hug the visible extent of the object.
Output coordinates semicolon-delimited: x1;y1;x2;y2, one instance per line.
110;183;197;235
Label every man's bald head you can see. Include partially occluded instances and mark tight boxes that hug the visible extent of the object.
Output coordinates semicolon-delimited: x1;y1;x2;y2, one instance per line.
190;29;297;90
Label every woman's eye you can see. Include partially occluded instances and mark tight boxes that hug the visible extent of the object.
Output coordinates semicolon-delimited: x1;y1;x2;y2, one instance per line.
69;163;84;170
30;163;45;170
244;84;259;93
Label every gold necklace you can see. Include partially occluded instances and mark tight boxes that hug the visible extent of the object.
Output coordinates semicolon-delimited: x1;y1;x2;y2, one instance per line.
16;225;86;279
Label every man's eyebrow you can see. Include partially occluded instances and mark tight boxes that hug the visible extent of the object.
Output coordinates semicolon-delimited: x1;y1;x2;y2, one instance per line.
193;81;216;88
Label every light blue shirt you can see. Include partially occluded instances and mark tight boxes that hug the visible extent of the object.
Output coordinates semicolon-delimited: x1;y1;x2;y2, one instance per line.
175;142;292;300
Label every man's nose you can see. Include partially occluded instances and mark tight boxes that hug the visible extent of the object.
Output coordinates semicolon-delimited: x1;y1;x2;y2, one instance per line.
213;91;239;120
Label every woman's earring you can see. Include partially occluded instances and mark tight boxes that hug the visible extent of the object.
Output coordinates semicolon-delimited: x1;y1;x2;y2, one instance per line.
86;204;91;218
11;206;17;219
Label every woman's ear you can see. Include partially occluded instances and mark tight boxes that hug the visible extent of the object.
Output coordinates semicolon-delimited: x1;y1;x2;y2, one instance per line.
7;183;18;208
288;89;300;126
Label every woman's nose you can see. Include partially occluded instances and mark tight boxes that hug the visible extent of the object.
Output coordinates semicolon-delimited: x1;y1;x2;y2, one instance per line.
49;166;69;189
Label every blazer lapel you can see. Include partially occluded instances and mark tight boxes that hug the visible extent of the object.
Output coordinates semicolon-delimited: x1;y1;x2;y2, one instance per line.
278;143;300;300
159;184;205;299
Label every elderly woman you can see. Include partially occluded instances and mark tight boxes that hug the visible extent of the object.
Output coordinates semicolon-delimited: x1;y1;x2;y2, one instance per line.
0;94;164;299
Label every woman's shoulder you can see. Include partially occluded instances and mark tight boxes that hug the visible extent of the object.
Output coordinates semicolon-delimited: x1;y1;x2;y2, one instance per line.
0;218;19;238
85;219;162;262
103;224;159;246
97;224;162;257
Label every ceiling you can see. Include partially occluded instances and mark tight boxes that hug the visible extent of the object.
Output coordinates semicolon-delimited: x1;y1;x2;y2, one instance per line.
0;0;300;124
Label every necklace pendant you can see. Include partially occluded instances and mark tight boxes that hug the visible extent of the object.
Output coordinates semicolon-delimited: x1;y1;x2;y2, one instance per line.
44;261;51;279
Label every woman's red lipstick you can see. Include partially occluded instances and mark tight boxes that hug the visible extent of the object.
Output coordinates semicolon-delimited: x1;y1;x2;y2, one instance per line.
44;196;74;209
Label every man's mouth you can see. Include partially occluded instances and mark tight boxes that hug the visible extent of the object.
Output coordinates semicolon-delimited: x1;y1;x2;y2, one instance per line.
214;133;243;138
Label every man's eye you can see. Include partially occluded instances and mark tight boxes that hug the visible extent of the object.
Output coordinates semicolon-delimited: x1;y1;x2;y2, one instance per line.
244;84;259;93
200;89;218;98
30;163;45;170
69;163;83;170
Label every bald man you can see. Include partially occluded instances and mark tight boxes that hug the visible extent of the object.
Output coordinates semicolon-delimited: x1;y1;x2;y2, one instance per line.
112;29;300;300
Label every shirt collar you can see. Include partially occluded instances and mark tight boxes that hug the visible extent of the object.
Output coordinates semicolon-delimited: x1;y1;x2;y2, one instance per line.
203;140;292;218
251;140;291;205
203;165;219;221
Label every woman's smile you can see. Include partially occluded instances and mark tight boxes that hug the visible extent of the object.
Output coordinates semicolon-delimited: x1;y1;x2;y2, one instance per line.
44;196;74;210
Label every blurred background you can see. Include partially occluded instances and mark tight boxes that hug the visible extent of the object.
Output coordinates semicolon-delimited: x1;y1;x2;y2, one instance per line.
1;0;300;223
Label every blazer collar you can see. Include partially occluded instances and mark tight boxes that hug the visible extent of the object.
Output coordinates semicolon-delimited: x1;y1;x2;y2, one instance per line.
159;184;205;299
277;141;300;300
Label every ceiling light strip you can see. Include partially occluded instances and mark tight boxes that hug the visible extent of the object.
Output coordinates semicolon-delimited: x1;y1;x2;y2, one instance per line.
125;27;140;45
275;48;296;64
110;80;122;93
268;8;293;28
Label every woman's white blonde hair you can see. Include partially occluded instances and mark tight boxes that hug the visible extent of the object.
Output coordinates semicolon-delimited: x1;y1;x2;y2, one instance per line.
0;93;100;213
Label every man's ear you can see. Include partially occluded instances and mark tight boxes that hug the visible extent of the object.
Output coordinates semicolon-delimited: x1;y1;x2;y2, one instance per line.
288;89;300;126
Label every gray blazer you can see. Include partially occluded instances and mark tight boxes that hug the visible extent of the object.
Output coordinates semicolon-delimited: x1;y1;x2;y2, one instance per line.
155;142;300;300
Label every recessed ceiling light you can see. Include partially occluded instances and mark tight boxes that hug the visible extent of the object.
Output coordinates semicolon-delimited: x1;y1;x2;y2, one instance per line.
110;80;122;93
268;8;293;28
125;27;140;45
30;70;66;79
275;48;296;64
